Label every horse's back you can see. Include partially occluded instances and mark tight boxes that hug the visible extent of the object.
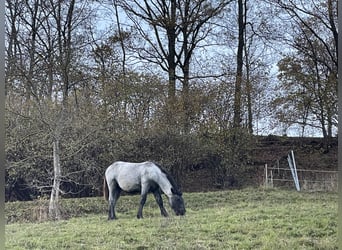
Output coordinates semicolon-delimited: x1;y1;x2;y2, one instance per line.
105;161;159;192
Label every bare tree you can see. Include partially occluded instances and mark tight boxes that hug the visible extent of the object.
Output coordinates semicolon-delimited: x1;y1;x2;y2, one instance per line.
118;0;230;131
6;0;95;219
232;0;246;129
272;0;337;139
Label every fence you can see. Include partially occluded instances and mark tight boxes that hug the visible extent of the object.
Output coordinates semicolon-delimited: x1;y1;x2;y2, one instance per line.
264;163;338;192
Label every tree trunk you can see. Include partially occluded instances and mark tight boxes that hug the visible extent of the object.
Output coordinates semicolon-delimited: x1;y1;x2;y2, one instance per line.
233;0;245;128
49;137;62;220
182;62;190;133
327;0;338;65
166;0;177;128
244;46;253;134
243;0;252;134
113;0;126;74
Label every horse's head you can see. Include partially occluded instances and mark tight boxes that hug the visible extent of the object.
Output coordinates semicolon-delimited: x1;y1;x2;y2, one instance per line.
169;188;186;216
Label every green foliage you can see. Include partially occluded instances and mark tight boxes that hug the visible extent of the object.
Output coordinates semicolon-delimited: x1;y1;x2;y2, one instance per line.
5;189;338;249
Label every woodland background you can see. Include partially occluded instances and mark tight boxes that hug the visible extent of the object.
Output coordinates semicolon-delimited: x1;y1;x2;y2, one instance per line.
5;0;337;219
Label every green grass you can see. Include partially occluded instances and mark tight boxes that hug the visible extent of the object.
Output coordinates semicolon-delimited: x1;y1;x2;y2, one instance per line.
5;188;337;249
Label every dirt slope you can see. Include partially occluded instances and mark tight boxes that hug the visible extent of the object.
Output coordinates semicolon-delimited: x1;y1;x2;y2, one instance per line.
183;136;337;192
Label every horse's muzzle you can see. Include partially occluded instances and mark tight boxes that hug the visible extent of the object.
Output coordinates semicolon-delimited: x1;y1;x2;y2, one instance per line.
176;209;186;216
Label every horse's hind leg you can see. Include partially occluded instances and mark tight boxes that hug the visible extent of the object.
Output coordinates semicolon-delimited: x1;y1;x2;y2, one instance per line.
108;181;121;220
153;190;169;217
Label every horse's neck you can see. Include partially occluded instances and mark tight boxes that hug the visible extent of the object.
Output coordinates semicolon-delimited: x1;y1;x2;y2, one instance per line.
157;174;173;197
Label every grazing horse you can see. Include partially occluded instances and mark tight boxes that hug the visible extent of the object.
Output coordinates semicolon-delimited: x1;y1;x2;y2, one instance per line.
103;161;186;219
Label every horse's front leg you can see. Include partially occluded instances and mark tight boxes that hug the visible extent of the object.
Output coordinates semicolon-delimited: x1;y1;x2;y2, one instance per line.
137;192;148;219
153;190;168;217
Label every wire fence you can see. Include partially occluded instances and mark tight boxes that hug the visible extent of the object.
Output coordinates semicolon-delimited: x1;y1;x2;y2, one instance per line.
264;164;338;192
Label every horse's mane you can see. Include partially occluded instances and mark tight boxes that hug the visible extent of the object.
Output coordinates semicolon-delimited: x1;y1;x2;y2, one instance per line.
153;162;182;195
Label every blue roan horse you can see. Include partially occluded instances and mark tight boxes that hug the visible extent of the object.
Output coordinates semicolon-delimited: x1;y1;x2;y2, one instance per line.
103;161;186;219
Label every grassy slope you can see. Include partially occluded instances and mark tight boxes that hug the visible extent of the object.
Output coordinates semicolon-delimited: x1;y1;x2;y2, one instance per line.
5;188;337;249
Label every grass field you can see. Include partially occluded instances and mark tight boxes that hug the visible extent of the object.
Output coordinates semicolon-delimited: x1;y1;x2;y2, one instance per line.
5;188;337;249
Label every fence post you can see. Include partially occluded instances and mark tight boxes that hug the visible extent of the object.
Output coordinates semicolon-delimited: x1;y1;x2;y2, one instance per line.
288;150;300;191
264;164;268;188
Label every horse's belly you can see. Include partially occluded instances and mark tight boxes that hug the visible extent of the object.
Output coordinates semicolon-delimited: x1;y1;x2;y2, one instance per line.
117;174;141;192
119;181;141;192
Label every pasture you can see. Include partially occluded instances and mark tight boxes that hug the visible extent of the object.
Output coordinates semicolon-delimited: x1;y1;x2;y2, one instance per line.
5;188;337;249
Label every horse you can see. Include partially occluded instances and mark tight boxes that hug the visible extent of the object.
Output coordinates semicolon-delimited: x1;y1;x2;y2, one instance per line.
103;161;186;220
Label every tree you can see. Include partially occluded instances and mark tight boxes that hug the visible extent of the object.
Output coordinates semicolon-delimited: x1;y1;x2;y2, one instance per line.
232;0;245;129
272;0;337;139
114;0;127;73
175;0;230;131
5;0;96;218
118;0;230;132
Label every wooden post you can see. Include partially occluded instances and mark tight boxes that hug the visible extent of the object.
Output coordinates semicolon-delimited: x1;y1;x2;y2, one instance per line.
265;164;268;188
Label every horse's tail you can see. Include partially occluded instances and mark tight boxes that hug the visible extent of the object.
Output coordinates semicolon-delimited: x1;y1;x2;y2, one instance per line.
103;177;109;201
